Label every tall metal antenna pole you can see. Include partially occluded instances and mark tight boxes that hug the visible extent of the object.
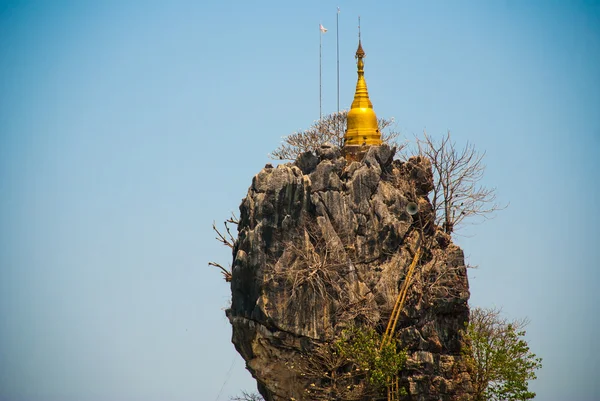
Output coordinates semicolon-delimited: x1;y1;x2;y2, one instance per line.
336;7;340;119
320;22;323;119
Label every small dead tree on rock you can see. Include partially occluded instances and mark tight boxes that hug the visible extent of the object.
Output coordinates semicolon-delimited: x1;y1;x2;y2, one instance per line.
208;214;239;282
416;131;504;235
272;223;378;327
270;110;401;160
229;391;264;401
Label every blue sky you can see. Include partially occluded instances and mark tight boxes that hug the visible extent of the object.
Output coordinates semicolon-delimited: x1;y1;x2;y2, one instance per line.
0;1;598;400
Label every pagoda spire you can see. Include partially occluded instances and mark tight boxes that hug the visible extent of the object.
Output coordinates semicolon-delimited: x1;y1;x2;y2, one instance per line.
343;22;382;161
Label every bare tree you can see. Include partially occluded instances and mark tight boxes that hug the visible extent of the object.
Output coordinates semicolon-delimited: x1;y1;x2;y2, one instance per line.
416;131;504;235
208;215;239;282
229;391;264;401
415;249;469;304
269;114;501;236
270;110;401;160
272;222;379;327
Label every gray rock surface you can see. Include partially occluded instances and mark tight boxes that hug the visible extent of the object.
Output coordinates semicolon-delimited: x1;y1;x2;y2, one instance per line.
227;144;473;401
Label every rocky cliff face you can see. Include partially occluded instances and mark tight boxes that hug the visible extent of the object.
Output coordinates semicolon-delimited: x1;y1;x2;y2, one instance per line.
226;144;473;401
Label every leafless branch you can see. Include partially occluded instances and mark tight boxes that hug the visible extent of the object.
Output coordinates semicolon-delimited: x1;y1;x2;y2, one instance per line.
273;226;346;310
413;250;467;305
226;212;239;225
210;218;238;282
271;222;378;327
229;391;264;401
270;110;404;160
208;261;232;282
213;221;235;249
416;130;506;235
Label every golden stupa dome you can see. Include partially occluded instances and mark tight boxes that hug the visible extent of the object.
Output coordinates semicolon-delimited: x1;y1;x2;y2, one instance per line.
344;38;382;152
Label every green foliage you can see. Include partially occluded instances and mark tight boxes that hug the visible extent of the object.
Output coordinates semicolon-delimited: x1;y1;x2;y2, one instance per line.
334;326;406;390
464;307;543;401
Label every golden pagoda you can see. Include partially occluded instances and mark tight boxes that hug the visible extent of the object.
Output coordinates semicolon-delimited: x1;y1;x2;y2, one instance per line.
343;35;382;161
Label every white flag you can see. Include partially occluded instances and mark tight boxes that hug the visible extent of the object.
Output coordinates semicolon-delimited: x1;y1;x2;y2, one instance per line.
320;24;328;33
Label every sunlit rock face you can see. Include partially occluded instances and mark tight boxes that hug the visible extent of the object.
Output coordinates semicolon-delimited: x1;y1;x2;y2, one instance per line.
226;144;473;401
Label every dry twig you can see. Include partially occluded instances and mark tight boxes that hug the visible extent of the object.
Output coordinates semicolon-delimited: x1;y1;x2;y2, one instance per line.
213;221;235;249
416;130;506;235
208;218;237;282
270;110;403;160
208;261;232;282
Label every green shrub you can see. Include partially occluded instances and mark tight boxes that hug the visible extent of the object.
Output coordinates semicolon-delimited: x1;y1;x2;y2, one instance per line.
334;326;407;390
